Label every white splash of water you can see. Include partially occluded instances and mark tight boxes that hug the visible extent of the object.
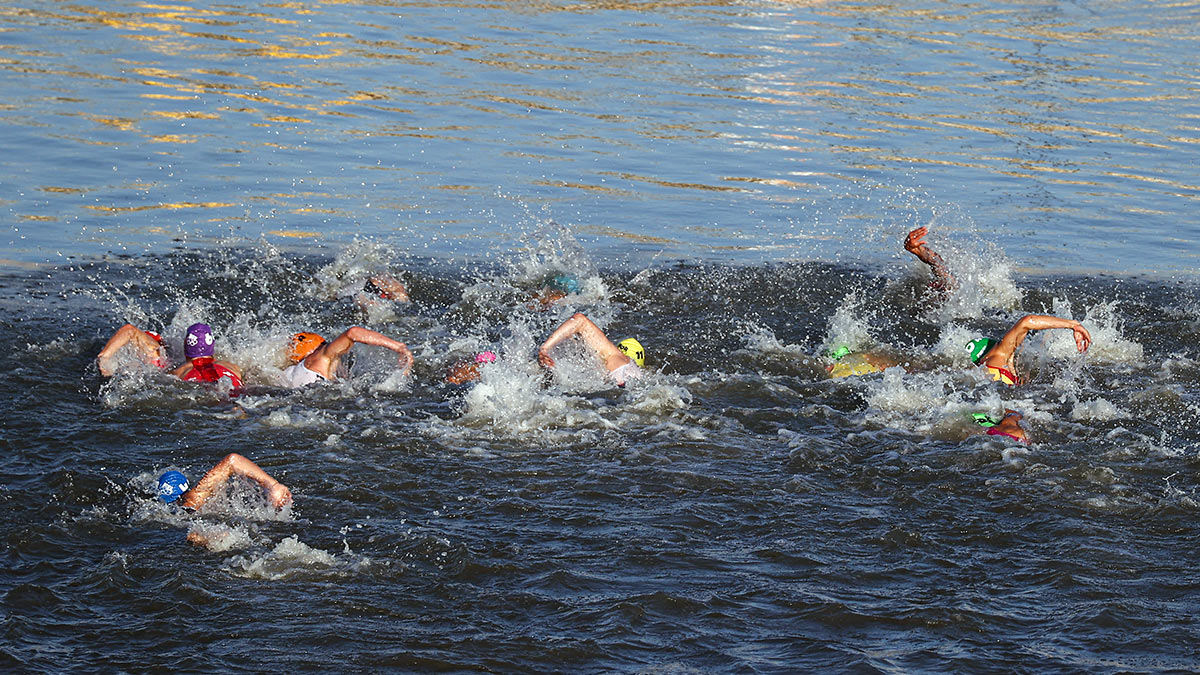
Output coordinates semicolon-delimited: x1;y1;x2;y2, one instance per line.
820;289;881;356
226;535;349;580
1070;397;1128;421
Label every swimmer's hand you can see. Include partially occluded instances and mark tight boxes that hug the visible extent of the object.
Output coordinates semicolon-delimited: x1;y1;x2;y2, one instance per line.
537;348;555;369
1072;322;1092;353
904;226;930;255
394;344;414;375
267;482;292;508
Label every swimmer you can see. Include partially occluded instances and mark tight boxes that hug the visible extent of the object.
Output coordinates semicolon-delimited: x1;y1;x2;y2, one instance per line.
904;226;955;291
280;326;413;389
538;312;645;387
173;323;244;389
157;453;291;546
824;345;902;378
526;272;581;311
97;324;166;376
157;453;292;511
445;350;497;385
971;409;1029;444
360;275;410;303
967;314;1091;386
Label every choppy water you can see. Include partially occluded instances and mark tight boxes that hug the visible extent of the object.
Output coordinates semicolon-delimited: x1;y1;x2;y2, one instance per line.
3;233;1199;671
2;0;1200;671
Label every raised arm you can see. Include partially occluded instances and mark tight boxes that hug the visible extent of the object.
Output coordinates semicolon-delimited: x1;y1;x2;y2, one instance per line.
318;326;412;374
97;324;163;376
180;453;291;510
985;314;1091;370
538;313;630;371
904;227;954;288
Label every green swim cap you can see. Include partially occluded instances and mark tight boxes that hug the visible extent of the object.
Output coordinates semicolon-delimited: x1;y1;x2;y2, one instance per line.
966;337;997;364
972;413;998;428
827;345;852;361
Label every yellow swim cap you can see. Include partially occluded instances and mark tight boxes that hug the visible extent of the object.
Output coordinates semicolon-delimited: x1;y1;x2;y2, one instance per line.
617;338;645;367
289;332;326;363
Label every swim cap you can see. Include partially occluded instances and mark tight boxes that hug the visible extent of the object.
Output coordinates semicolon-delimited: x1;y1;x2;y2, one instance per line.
966;337;997;364
827;345;852;361
971;413;998;428
475;351;497;364
144;330;163;344
184;323;215;359
546;272;581;295
617;338;645;367
289;332;326;363
157;471;189;503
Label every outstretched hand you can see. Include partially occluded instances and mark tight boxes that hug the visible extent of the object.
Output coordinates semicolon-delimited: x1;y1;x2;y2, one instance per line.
1073;323;1092;353
904;226;930;255
394;344;414;375
267;482;292;508
537;349;555;370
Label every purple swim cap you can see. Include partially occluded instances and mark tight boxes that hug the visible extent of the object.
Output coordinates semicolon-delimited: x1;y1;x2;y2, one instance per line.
184;323;215;359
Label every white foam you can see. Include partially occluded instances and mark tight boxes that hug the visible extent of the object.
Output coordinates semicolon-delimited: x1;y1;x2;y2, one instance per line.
935;243;1024;319
1070;397;1127;421
741;321;807;358
820;290;881;355
1052;298;1144;365
187;522;257;552
226;536;347;580
260;408;332;429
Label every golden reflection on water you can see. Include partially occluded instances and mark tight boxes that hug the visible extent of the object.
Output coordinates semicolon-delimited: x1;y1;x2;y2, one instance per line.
82;202;237;212
0;0;1194;266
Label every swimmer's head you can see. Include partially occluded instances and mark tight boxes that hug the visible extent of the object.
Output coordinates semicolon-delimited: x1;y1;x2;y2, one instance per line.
966;337;997;364
363;276;408;302
184;323;215;360
545;272;581;295
971;413;998;428
617;338;645;367
289;332;326;363
144;330;163;344
446;352;496;385
157;470;189;503
827;345;852;361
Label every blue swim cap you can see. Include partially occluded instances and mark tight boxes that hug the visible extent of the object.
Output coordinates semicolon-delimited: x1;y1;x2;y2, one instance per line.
157;471;189;503
547;273;581;295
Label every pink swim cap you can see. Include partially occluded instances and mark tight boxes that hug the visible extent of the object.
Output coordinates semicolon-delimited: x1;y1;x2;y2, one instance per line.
475;351;497;364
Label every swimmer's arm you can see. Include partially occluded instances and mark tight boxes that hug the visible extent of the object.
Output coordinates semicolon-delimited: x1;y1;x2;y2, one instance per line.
180;453;291;510
217;360;244;378
97;324;161;376
904;227;954;287
539;313;585;368
538;313;594;368
539;313;628;371
987;315;1090;366
324;327;412;373
993;410;1028;442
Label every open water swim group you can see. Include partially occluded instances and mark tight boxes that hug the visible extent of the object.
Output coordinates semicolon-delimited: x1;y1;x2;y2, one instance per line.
94;228;1095;539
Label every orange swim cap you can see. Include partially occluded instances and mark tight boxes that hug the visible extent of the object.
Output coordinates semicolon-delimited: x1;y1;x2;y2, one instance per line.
289;332;326;363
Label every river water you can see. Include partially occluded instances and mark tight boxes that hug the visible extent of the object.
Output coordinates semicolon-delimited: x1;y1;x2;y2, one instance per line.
2;0;1199;672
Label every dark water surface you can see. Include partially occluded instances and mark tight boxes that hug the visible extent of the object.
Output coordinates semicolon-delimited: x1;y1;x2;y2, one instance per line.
3;0;1200;671
2;237;1199;671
